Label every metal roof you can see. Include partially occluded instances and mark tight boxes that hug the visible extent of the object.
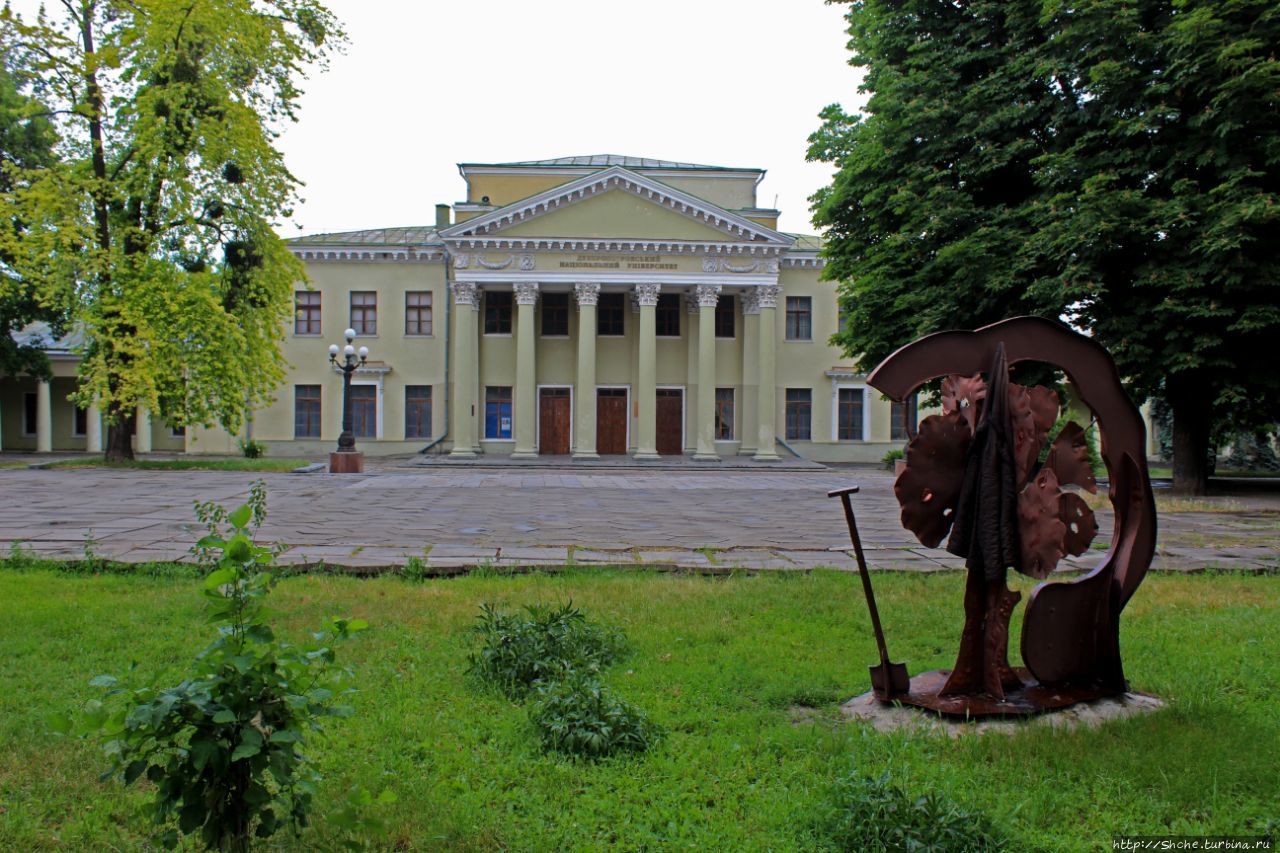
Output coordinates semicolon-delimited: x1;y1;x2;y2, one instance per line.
783;233;824;251
475;154;762;172
286;226;442;246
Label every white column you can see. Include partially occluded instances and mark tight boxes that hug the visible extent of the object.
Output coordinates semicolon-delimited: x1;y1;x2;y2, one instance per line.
36;379;52;452
739;290;760;455
135;404;152;454
512;281;539;458
633;282;661;460
693;285;721;460
754;284;781;461
449;282;479;458
573;283;600;459
86;401;103;452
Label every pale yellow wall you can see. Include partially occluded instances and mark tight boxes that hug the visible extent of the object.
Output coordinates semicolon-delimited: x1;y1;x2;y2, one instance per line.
501;190;730;241
465;171;759;213
190;260;449;457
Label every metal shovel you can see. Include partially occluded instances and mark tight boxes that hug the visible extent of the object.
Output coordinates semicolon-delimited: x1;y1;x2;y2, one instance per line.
828;485;911;699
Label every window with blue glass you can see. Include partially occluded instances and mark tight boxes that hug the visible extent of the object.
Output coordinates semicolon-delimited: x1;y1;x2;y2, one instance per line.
485;386;513;439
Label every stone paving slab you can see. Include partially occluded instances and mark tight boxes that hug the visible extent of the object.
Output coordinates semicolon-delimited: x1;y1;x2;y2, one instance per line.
1;465;1276;575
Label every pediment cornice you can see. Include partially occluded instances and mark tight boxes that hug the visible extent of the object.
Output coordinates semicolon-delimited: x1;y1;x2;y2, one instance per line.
440;166;795;247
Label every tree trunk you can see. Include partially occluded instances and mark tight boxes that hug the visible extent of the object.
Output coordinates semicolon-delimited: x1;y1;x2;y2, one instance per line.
1168;389;1211;496
104;408;135;463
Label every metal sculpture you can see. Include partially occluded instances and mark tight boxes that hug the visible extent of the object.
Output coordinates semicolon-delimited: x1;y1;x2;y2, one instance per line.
858;317;1156;716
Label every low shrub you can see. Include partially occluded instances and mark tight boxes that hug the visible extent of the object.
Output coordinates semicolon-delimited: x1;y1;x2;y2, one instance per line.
814;772;1006;852
467;601;628;699
55;492;372;851
882;448;905;471
529;672;662;760
238;438;267;459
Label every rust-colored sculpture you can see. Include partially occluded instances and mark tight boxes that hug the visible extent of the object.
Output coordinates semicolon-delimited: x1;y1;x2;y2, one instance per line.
863;317;1156;716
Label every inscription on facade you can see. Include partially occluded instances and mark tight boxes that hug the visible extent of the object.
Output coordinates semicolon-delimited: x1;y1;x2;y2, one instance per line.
558;254;678;270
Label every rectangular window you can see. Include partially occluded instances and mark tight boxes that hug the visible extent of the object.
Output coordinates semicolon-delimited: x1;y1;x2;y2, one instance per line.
597;292;625;336
350;291;377;335
656;293;681;337
541;292;569;336
405;291;433;336
838;304;850;335
295;291;322;335
73;406;87;437
22;392;37;436
891;395;919;441
715;388;735;440
405;385;432;439
169;424;186;438
715;295;735;338
350;385;377;438
484;291;512;334
785;388;812;441
294;385;321;438
838;388;865;441
786;296;812;341
485;386;513;439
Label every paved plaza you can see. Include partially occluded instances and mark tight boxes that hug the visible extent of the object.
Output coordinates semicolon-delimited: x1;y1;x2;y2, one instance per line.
1;462;1276;573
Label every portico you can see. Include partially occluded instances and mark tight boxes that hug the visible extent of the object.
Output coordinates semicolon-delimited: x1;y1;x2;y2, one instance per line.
447;276;784;460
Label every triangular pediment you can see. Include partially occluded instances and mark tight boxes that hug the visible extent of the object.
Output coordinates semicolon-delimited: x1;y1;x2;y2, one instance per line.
440;166;793;247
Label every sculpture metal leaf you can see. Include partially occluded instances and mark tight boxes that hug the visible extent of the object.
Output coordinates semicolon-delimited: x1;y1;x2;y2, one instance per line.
1059;491;1099;557
1009;383;1060;487
894;411;972;548
1017;467;1067;579
1047;421;1099;494
941;373;986;433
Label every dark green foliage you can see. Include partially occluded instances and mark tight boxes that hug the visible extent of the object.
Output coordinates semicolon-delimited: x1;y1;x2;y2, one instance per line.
814;772;1006;852
467;601;628;700
528;672;662;760
881;448;904;471
57;492;369;851
237;438;266;459
811;0;1280;495
0;67;63;381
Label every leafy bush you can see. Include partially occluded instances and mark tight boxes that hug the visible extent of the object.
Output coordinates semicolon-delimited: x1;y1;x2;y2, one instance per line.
882;448;905;470
815;772;1006;852
529;672;662;760
238;438;267;458
58;497;370;851
467;601;628;699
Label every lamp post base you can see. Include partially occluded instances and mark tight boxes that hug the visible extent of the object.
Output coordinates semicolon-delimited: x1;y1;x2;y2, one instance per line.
329;451;365;473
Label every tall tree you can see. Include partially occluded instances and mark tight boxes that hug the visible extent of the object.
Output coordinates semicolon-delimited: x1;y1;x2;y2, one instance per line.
0;64;63;381
0;0;343;460
811;0;1280;495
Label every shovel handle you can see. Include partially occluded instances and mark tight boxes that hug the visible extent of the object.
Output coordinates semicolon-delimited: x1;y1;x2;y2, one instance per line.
830;487;894;671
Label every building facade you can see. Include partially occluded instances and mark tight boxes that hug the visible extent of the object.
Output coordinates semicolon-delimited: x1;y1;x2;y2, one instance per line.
2;155;924;462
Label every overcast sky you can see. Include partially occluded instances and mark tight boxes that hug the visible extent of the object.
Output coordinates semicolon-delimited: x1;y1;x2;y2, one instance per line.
13;1;865;238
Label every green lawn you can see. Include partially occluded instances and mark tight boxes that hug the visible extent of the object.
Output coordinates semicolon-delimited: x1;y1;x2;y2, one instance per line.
0;565;1275;851
42;457;312;472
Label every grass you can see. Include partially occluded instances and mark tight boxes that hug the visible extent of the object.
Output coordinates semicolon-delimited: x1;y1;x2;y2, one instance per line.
42;457;312;472
0;564;1275;850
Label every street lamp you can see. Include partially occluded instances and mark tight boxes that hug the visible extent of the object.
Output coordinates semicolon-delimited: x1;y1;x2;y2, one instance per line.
328;328;369;472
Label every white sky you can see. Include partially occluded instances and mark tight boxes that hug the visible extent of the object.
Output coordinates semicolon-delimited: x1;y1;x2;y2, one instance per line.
13;1;864;238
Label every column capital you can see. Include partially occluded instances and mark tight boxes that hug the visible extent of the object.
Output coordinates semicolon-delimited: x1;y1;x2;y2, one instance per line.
742;289;761;315
574;282;601;307
685;293;701;315
513;281;540;306
450;281;479;308
633;282;661;307
756;284;781;310
694;284;722;309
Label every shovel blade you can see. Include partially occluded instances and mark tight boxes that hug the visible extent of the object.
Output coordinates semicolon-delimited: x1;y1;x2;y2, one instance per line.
869;662;912;699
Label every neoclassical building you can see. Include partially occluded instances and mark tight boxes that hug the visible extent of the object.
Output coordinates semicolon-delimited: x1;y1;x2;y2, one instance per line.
4;155;922;461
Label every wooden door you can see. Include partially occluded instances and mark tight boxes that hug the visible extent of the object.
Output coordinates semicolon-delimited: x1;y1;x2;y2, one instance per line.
596;389;627;455
656;389;684;456
539;389;571;455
